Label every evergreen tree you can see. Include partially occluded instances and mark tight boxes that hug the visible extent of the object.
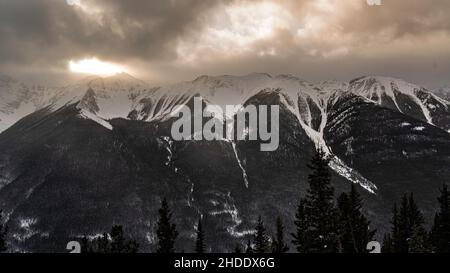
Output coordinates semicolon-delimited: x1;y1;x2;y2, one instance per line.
381;234;393;253
431;184;450;253
110;225;126;253
304;148;341;253
245;240;253;253
407;194;429;253
233;244;242;253
386;194;429;253
337;184;376;253
156;198;178;253
81;226;139;253
291;199;308;253
0;210;7;253
271;216;289;253
80;235;91;253
254;216;270;253
195;218;205;254
107;225;139;253
397;194;410;253
389;204;401;252
96;232;110;253
409;224;429;253
125;239;140;253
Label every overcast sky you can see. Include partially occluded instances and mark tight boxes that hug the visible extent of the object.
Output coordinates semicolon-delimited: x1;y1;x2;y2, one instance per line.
0;0;449;88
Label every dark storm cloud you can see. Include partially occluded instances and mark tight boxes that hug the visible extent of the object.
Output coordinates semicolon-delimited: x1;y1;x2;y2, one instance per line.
0;0;221;65
1;0;450;88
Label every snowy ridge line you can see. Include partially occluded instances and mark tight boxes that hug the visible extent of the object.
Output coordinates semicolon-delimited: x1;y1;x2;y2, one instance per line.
2;73;449;134
349;76;449;126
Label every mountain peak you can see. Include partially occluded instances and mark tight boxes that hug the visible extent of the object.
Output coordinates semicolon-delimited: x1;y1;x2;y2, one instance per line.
106;72;141;82
193;72;273;83
349;75;425;97
76;72;146;86
81;73;148;90
351;75;420;87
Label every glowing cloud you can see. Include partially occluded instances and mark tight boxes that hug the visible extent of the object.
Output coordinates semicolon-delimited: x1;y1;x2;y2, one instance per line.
177;1;294;62
69;58;125;76
66;0;81;7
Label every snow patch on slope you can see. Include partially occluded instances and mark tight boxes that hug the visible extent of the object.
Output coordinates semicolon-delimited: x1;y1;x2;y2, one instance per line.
329;157;377;194
231;141;249;188
209;192;255;238
78;108;113;130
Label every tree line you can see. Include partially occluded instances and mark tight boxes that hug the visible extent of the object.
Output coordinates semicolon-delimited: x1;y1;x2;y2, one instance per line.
0;148;449;253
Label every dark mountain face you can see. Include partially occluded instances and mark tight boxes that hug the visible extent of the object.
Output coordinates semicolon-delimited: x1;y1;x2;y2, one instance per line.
324;94;450;235
0;74;449;252
348;76;450;132
0;105;179;252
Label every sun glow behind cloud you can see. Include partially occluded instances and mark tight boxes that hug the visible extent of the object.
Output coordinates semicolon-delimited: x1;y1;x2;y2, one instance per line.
65;0;81;7
69;58;125;76
7;0;444;88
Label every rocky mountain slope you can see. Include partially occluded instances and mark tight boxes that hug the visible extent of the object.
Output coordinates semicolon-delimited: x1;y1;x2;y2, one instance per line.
0;73;449;252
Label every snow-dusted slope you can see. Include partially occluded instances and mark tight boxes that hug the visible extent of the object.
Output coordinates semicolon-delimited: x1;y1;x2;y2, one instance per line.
0;75;60;132
76;73;150;119
0;73;152;132
4;73;447;134
130;74;449;133
130;74;378;192
1;73;448;193
131;73;325;121
348;76;450;130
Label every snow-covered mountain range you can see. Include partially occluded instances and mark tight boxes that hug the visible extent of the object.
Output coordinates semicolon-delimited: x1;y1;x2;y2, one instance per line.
2;72;449;133
2;72;449;194
1;72;449;252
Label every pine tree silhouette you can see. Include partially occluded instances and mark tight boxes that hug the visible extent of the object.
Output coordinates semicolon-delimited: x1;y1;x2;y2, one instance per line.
384;194;429;253
397;194;410;252
81;226;139;253
245;240;254;253
407;194;429;253
386;204;400;252
195;218;205;253
96;232;110;253
337;183;376;253
80;235;91;253
292;198;308;253
271;216;289;253
409;224;429;253
0;210;7;253
431;184;450;253
110;225;126;253
125;239;140;253
233;244;243;253
254;216;270;253
303;148;341;253
381;233;393;253
156;198;178;253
